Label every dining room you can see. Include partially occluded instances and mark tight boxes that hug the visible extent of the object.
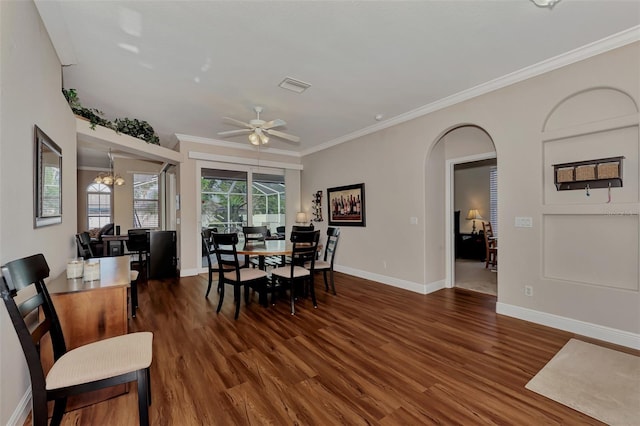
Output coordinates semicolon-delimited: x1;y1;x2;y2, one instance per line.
2;1;639;425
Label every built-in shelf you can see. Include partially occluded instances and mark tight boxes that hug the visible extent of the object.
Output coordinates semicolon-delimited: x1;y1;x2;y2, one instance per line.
553;156;624;191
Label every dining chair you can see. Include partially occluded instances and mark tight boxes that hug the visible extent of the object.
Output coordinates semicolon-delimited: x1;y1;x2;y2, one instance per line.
126;228;150;281
75;232;94;259
242;225;270;268
291;225;314;233
271;230;320;315
201;229;232;298
0;253;153;426
306;227;340;295
482;221;498;269
211;233;269;319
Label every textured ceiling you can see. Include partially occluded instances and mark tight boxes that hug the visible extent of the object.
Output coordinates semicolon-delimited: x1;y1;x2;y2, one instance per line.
37;0;640;163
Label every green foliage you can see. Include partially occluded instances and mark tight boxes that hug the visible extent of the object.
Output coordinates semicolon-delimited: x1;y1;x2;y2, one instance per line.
62;88;160;145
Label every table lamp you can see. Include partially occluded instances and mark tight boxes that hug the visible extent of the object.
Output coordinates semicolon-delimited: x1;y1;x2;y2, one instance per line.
296;212;307;224
466;209;483;234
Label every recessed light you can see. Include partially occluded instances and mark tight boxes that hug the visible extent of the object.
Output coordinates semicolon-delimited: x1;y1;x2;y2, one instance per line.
278;77;311;94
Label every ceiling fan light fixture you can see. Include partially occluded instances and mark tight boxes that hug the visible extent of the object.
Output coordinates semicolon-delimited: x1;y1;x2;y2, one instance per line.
248;132;260;145
529;0;561;8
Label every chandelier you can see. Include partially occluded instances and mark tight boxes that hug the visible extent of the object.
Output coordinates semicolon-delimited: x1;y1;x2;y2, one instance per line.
94;148;125;186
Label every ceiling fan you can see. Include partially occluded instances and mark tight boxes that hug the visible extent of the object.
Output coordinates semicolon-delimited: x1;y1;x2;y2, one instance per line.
217;106;300;145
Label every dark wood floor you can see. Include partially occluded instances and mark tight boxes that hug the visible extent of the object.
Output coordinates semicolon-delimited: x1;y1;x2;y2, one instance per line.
48;271;635;425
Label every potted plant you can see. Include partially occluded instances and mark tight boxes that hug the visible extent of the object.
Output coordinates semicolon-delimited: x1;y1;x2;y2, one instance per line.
63;88;160;145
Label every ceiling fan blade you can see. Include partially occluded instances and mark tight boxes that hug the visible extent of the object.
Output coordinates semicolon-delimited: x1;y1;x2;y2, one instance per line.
218;129;250;137
265;129;300;142
262;119;286;130
223;117;253;129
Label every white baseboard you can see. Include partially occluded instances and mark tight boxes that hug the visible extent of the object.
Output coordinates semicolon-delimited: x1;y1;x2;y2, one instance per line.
496;302;640;350
334;265;445;295
7;387;30;426
180;268;201;277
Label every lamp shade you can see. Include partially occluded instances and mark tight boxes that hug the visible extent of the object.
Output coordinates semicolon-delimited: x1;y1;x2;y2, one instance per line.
295;212;307;223
465;209;483;220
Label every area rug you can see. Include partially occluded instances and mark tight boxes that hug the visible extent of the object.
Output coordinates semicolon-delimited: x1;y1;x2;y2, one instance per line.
526;338;640;425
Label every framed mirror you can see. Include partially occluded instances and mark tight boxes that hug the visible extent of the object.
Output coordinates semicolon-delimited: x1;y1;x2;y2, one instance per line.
34;125;62;227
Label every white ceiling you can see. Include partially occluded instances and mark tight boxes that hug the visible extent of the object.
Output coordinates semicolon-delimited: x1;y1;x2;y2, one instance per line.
37;0;639;165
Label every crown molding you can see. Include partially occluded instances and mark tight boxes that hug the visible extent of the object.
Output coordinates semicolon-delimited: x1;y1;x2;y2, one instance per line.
175;133;301;158
302;26;640;157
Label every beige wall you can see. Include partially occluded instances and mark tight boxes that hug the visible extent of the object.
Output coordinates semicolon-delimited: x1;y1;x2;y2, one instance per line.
0;1;77;423
302;43;640;343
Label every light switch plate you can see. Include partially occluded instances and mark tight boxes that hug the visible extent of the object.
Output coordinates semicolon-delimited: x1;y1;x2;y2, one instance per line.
515;216;533;228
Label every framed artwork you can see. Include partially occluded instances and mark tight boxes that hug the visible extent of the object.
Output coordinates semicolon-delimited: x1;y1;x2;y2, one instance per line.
327;183;365;227
34;125;62;228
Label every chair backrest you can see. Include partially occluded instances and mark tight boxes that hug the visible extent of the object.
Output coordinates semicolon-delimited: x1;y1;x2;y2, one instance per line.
126;229;150;253
289;230;320;274
323;227;341;265
76;232;94;259
201;231;213;269
242;226;268;244
482;222;495;250
211;233;243;281
291;225;314;234
276;226;285;234
1;254;68;404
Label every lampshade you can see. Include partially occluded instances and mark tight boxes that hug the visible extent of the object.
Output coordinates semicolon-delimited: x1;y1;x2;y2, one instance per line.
295;212;307;223
465;209;483;221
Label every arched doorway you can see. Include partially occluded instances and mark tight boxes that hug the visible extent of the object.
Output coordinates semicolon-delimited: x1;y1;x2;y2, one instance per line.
425;125;498;295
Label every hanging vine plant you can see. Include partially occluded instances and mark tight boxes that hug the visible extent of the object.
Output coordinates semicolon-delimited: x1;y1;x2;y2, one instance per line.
63;88;160;145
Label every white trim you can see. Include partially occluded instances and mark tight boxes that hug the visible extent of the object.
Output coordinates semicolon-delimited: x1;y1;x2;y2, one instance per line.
496;302;640;350
445;152;497;289
334;265;444;295
302;26;640;156
189;151;303;171
176;133;301;158
180;268;200;277
7;387;31;426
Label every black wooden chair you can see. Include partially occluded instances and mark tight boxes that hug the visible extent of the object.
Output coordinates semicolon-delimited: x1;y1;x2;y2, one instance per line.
0;253;153;426
75;232;94;259
271;230;320;315
306;227;341;295
291;225;314;233
201;228;230;298
242;226;269;268
211;233;269;319
126;229;150;280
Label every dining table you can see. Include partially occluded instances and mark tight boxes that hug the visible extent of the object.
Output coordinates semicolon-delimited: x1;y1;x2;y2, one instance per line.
235;239;321;270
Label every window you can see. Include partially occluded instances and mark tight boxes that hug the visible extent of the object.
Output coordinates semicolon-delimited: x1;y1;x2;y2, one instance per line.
133;174;159;228
200;169;285;236
87;183;111;228
489;166;498;237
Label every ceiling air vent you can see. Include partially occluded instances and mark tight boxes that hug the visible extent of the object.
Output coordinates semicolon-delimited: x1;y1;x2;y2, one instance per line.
278;77;311;94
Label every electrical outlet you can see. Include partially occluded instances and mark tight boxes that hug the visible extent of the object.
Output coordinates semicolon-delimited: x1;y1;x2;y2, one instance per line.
524;285;533;297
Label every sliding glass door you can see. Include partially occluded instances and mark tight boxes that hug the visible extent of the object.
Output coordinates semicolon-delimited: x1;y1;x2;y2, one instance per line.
200;168;286;267
201;169;248;234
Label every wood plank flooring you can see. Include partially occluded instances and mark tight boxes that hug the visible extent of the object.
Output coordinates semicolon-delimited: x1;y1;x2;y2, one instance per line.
43;272;637;425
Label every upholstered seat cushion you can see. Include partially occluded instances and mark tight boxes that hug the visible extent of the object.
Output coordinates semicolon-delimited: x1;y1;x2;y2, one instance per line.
271;265;310;279
223;268;267;282
46;332;153;390
305;260;329;270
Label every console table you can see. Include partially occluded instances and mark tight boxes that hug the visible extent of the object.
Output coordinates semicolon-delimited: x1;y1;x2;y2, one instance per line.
42;256;131;413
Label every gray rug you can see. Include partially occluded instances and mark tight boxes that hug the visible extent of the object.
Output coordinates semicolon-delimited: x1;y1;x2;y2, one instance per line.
526;339;640;425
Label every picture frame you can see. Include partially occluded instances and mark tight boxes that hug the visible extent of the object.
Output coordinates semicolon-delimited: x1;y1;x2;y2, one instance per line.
327;183;365;227
34;125;62;228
